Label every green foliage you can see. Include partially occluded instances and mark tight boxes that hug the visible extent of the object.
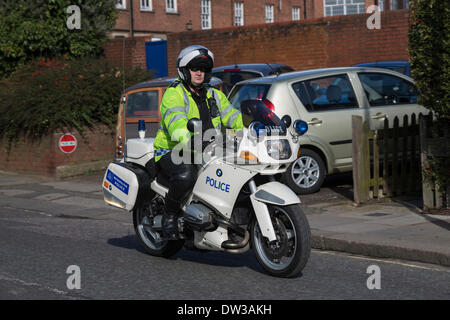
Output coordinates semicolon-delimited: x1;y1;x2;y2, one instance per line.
0;0;119;78
408;0;450;119
423;154;450;193
0;57;151;149
409;1;450;195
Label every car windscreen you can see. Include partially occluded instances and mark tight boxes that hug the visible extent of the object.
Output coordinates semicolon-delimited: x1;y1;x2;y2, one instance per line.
211;71;262;95
126;91;159;117
228;84;271;110
382;66;407;75
269;66;294;75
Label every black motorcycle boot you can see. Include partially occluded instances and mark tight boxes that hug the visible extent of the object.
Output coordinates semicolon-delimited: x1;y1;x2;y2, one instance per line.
162;198;181;240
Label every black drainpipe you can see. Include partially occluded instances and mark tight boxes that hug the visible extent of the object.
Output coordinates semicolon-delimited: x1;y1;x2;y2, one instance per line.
129;0;134;37
303;0;307;19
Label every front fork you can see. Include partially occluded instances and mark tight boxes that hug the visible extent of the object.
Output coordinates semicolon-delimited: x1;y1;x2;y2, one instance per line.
248;179;277;242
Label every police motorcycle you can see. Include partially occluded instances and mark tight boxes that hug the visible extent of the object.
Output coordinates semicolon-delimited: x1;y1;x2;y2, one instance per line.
102;100;311;278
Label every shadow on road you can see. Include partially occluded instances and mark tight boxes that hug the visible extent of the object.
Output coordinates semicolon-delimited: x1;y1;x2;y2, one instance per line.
175;249;305;279
107;235;147;254
107;235;306;279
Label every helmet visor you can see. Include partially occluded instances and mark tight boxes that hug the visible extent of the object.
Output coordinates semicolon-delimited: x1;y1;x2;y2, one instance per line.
187;56;213;73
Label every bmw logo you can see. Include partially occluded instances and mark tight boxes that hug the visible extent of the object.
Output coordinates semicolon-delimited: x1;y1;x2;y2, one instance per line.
216;169;223;177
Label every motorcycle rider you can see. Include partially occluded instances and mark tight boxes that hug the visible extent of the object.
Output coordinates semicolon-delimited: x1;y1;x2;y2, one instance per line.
153;45;244;240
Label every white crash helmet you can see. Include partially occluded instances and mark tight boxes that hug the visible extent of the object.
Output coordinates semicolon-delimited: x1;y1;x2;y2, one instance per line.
176;45;214;84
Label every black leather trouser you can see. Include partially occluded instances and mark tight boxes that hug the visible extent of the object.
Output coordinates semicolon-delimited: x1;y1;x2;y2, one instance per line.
156;152;198;215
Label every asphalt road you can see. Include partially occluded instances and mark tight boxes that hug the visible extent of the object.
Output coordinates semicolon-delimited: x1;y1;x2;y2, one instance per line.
1;203;449;301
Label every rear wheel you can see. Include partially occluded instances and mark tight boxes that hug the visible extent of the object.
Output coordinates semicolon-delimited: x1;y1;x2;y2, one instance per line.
251;204;311;278
133;194;184;258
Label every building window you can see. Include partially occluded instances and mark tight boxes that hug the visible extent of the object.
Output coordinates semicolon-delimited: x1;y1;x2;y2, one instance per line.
391;0;410;10
292;7;300;20
116;0;126;9
324;0;365;17
265;4;274;23
201;0;211;29
234;2;244;26
141;0;152;11
166;0;177;13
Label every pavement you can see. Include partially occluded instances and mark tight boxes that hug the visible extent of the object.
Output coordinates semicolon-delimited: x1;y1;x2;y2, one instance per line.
0;169;449;268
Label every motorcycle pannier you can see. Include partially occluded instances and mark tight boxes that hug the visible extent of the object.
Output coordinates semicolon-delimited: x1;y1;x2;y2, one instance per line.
102;162;152;211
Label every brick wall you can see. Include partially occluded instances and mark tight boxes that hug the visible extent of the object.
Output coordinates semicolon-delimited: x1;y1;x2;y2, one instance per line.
102;36;151;70
326;10;410;67
0;126;115;177
104;7;411;76
165;9;410;75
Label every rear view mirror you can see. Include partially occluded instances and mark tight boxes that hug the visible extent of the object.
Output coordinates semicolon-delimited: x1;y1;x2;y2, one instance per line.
187;118;202;133
281;115;292;128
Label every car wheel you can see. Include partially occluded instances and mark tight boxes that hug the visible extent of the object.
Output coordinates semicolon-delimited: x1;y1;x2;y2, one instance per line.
282;149;326;195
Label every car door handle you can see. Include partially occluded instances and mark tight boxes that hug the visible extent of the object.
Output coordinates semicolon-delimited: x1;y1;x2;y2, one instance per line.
307;118;323;125
371;113;387;120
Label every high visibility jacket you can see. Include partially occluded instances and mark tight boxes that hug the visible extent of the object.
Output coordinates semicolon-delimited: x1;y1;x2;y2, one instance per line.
153;79;243;162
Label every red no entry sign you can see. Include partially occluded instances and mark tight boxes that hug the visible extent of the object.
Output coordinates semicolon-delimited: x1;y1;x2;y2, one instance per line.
59;133;77;153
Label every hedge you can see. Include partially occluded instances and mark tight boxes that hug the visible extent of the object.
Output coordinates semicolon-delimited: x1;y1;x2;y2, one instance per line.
0;57;151;150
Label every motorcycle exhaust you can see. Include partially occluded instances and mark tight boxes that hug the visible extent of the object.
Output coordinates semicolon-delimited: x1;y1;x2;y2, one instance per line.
221;230;250;250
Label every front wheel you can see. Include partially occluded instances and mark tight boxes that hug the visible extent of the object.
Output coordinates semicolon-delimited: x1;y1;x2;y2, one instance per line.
251;204;311;278
133;195;184;258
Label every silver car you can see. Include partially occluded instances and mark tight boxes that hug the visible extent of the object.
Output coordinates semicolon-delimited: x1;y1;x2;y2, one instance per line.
228;67;428;194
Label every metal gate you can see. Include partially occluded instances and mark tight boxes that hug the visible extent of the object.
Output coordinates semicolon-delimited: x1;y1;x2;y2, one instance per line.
145;40;168;78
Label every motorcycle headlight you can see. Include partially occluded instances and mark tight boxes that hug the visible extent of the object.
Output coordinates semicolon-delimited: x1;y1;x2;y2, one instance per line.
266;139;292;160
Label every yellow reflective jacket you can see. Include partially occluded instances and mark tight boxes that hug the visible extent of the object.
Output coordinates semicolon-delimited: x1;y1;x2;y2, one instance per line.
153;79;243;162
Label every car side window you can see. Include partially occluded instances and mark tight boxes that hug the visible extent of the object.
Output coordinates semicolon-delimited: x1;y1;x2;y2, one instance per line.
292;74;358;112
358;73;418;106
126;90;159;117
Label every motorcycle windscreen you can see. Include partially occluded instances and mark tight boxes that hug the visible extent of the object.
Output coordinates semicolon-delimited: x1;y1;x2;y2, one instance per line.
239;100;286;135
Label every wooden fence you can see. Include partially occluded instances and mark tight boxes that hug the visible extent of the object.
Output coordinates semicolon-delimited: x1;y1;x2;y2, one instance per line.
352;113;425;204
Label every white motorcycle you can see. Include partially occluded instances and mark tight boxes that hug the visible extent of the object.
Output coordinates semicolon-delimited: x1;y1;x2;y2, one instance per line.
102;100;311;278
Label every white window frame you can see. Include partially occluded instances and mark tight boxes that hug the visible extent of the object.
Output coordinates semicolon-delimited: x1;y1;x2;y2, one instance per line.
234;2;244;26
116;0;126;10
166;0;177;13
201;0;212;29
292;7;300;20
140;0;152;11
324;0;365;17
265;4;274;23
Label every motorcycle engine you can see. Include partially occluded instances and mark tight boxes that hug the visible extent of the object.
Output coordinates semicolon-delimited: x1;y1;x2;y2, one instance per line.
183;203;217;232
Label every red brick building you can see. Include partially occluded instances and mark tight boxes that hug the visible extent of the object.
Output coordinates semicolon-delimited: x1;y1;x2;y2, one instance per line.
112;0;307;38
311;0;410;18
111;0;411;38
